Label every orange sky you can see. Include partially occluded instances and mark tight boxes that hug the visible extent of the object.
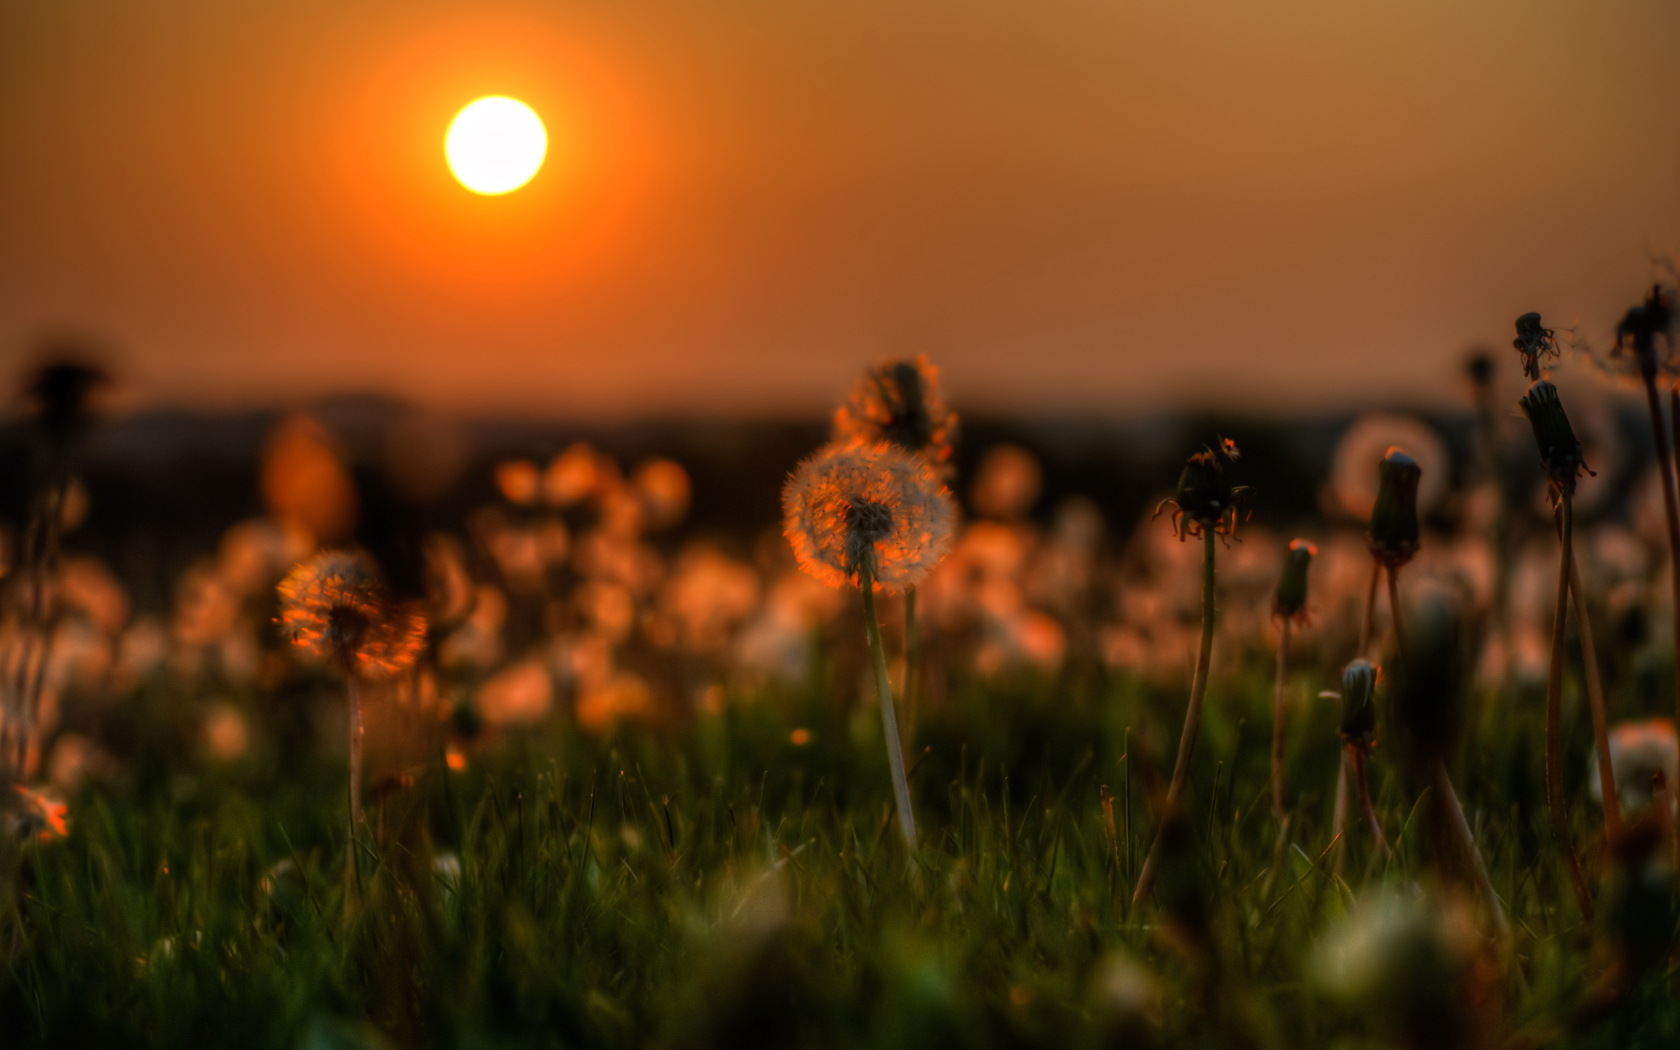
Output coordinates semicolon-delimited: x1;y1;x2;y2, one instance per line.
1;0;1676;418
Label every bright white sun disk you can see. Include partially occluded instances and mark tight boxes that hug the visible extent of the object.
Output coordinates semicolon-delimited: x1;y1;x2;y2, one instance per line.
445;96;547;195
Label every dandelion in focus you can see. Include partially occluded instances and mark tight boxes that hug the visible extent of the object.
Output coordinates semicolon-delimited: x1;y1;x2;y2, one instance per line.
1135;440;1248;904
783;440;957;847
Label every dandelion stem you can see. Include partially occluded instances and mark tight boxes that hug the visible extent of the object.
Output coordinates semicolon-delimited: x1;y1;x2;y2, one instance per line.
1544;495;1593;922
1350;747;1389;858
1384;566;1408;667
1359;560;1379;658
1566;545;1620;837
1270;618;1291;825
346;673;366;906
1133;528;1217;904
1329;749;1349;880
1433;757;1510;940
861;565;917;849
1644;381;1680;753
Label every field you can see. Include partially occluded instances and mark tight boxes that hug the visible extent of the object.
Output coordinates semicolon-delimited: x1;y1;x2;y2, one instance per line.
5;343;1680;1048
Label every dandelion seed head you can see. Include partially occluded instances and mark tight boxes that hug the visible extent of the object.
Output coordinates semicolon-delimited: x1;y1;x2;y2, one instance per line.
782;441;957;592
276;551;426;678
831;355;958;473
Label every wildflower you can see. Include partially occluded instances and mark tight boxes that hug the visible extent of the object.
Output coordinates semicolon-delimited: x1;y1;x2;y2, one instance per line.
276;551;426;678
1368;447;1421;569
831;355;958;474
1518;380;1592;502
782;441;957;593
1589;718;1679;815
9;784;70;842
1272;539;1316;624
1157;439;1251;541
1512;311;1558;380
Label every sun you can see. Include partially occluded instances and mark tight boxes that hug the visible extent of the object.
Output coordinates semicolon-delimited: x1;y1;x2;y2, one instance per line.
445;96;548;196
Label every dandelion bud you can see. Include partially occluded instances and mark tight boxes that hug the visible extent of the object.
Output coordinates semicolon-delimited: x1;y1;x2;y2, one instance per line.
1518;379;1588;501
1511;312;1556;380
1367;447;1421;568
1272;539;1316;623
1339;658;1378;751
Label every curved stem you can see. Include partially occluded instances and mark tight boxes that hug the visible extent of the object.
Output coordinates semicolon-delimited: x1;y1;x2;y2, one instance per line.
1270;618;1291;824
1566;547;1621;836
1545;496;1593;921
861;566;917;849
1133;528;1217;904
1350;747;1390;858
1433;757;1510;940
1329;749;1349;880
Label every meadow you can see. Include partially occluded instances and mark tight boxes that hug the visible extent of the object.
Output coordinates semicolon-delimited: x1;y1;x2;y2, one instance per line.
4;289;1680;1048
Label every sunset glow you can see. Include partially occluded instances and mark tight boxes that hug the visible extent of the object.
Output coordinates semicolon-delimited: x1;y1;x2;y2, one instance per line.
445;95;547;195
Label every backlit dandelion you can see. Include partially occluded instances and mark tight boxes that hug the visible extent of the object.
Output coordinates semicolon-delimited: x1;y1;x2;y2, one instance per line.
831;355;958;475
276;549;426;911
277;551;426;679
782;441;956;593
783;439;956;848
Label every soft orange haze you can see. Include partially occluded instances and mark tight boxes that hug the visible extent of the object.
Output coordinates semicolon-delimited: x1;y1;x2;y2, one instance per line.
1;0;1677;418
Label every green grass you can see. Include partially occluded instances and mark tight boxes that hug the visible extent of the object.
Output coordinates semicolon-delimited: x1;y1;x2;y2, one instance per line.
4;666;1678;1048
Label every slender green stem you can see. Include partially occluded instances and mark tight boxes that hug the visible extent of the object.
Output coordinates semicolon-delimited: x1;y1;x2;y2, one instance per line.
861;566;917;849
1545;496;1593;921
1433;758;1510;940
1133;528;1217;904
1270;618;1291;824
1566;547;1620;836
1329;749;1349;880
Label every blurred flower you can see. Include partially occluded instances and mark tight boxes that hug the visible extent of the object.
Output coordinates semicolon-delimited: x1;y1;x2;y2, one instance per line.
633;458;691;531
831;355;958;476
494;459;542;506
783;441;957;592
1338;658;1379;750
9;784;70;842
576;670;654;733
542;443;617;508
478;659;554;729
261;415;358;547
970;444;1042;520
1589;718;1679;815
438;584;507;670
662;545;761;653
276;551;426;678
56;556;128;636
203;701;250;762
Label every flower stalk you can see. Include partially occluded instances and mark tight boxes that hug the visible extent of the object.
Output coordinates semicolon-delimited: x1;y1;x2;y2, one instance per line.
861;565;917;849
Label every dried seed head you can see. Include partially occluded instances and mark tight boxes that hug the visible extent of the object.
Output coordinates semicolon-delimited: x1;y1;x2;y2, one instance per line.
1518;379;1591;503
1613;285;1676;379
1273;538;1316;623
1157;439;1251;541
1511;312;1557;380
1368;447;1421;568
1339;658;1379;752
